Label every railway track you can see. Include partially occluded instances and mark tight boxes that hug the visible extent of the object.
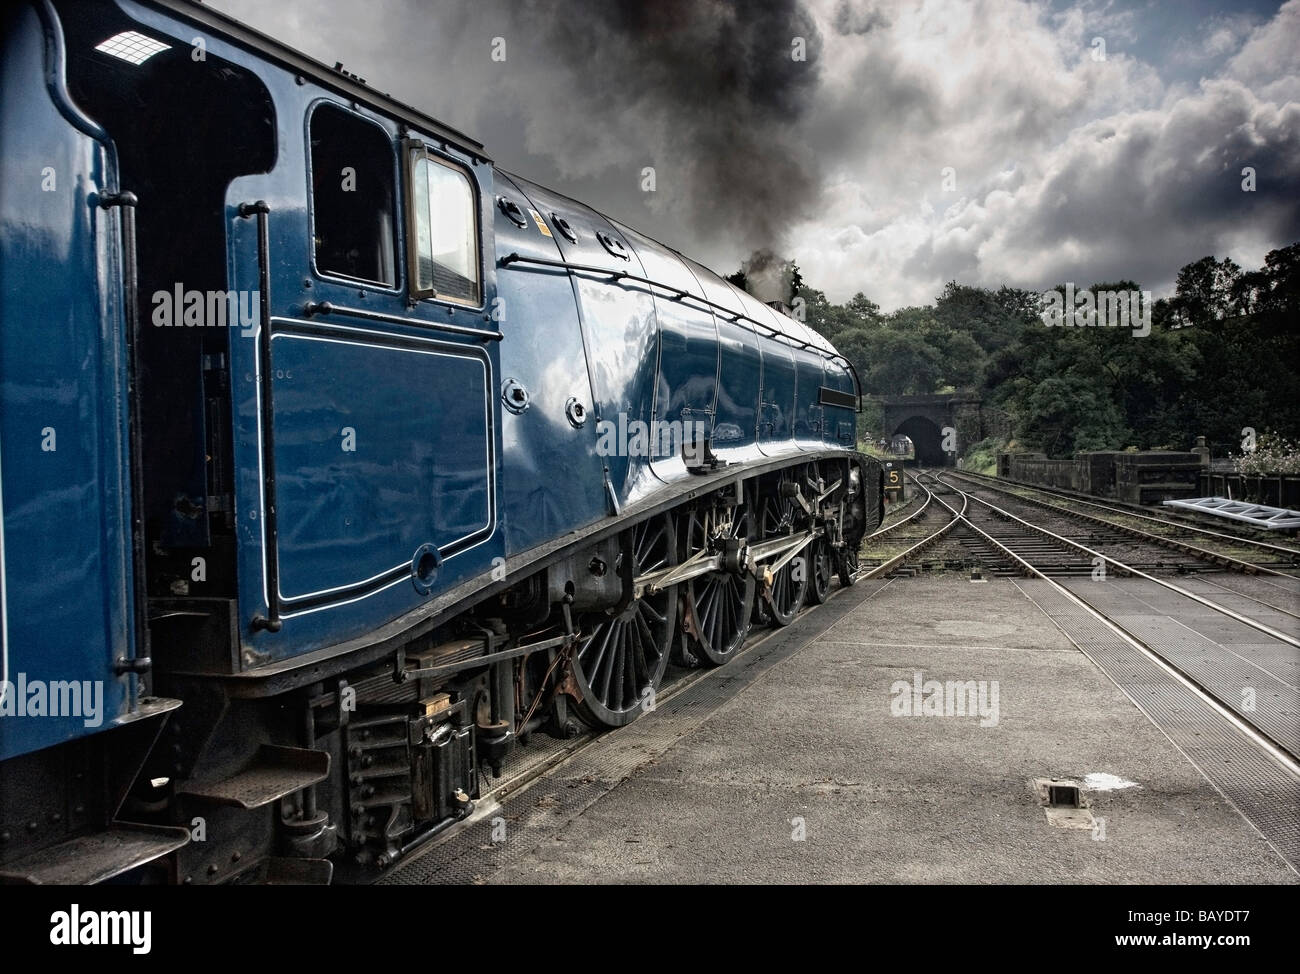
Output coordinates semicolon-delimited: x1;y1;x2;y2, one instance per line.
858;475;978;577
941;469;1300;617
390;470;1299;879
954;468;1300;575
870;468;1299;869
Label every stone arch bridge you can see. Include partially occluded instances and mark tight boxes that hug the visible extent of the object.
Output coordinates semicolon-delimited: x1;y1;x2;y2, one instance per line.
875;394;1006;466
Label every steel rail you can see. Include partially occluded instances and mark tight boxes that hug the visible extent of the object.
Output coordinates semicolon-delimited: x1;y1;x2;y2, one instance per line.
859;476;966;580
866;473;933;539
936;474;1300;649
943;469;1300;621
1193;574;1300;624
925;482;1300;776
954;468;1300;560
944;469;1295;578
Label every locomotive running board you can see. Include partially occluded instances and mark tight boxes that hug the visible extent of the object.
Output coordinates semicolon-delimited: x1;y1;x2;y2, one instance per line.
218;449;877;698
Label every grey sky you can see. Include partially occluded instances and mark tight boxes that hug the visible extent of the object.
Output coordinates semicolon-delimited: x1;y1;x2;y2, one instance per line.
209;0;1300;310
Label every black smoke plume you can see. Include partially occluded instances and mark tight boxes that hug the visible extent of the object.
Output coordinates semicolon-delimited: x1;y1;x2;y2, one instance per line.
481;0;825;253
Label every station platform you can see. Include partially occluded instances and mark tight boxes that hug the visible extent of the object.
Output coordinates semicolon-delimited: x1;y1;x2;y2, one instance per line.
388;576;1297;884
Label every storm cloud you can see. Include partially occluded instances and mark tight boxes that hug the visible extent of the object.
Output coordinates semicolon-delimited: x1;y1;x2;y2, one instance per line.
210;0;1300;309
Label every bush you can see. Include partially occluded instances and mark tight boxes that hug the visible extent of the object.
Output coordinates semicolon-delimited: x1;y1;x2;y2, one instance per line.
1235;432;1300;476
962;435;1005;475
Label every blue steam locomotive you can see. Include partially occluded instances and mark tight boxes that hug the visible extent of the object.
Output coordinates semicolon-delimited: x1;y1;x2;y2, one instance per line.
0;0;881;883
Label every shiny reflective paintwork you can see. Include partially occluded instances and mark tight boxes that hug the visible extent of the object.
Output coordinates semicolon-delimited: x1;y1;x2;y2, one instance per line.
1;0;861;769
0;5;134;760
820;337;858;448
493;171;607;555
114;0;505;661
735;285;799;454
676;255;767;466
607;219;720;485
502;175;665;510
778;311;832;450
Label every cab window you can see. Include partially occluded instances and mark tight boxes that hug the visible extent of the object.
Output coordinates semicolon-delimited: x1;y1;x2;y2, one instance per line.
406;144;480;306
309;104;398;287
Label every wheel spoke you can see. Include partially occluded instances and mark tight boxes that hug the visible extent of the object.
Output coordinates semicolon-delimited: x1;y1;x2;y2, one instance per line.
615;623;632;710
637;522;664;565
701;580;720;649
617;629;635;710
570;513;678;726
584;617;614;671
634;609;657;665
717;592;729;649
630;621;649;682
680;503;755;666
639;598;668;625
598;621;619;704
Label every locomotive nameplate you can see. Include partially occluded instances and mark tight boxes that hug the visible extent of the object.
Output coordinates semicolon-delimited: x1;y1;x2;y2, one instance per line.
818;385;857;409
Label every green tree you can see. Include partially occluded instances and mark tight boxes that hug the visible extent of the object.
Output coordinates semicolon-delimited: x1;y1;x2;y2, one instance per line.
934;281;1038;355
1167;256;1243;329
1019;371;1127;456
865;327;944;396
782;245;1299;460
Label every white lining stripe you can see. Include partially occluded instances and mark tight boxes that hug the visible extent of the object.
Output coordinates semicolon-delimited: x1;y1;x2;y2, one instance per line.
252;316;496;620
